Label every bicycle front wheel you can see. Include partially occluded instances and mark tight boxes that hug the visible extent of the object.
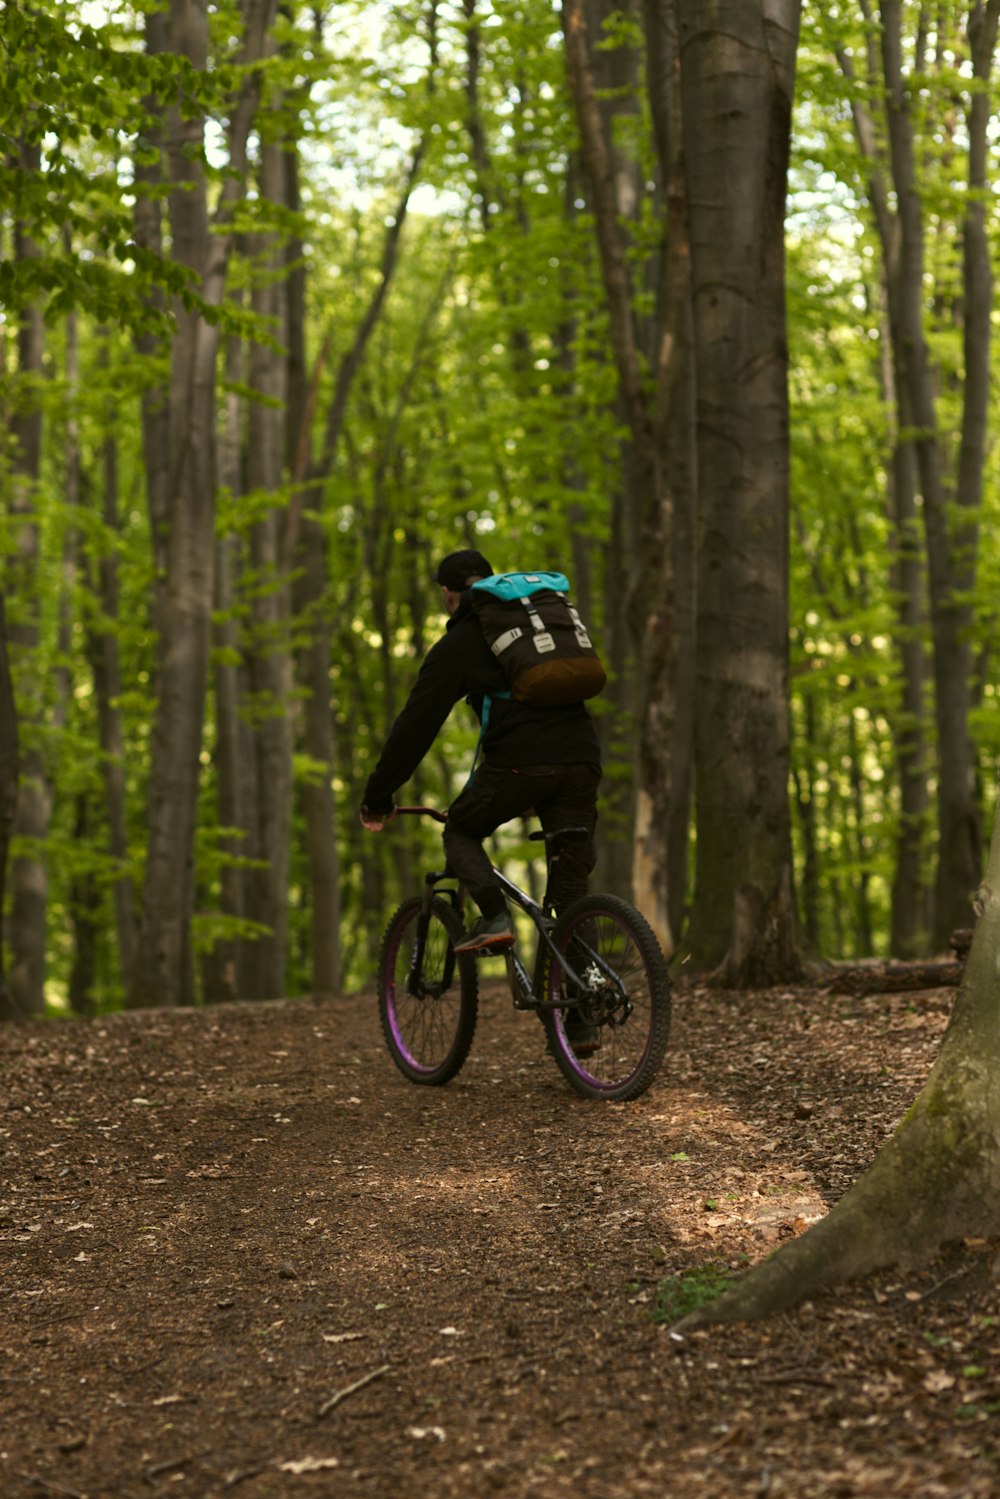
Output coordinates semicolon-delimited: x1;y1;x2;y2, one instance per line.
377;895;478;1085
540;893;671;1101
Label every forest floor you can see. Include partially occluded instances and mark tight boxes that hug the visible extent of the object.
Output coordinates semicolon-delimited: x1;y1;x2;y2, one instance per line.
3;966;1000;1498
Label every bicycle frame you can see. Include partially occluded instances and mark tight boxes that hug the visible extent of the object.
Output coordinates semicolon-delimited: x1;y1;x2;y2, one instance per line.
397;806;624;1012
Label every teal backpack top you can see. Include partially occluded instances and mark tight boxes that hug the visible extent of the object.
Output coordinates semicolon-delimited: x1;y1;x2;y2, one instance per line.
471;570;570;601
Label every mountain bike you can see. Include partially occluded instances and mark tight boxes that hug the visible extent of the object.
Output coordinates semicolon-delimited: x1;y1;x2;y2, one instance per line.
375;806;671;1101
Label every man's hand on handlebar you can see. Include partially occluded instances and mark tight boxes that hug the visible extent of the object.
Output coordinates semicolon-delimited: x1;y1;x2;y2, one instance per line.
360;803;398;832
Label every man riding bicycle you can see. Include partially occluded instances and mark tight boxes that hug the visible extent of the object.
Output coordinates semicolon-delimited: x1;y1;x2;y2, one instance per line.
359;549;603;959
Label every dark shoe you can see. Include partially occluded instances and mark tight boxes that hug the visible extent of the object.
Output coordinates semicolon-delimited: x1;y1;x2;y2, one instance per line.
453;913;515;954
565;1009;600;1058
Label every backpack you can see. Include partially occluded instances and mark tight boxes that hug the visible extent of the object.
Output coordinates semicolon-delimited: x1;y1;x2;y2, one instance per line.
468;571;607;707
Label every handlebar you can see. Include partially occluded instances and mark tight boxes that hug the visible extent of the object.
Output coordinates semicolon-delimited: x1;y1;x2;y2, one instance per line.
394;805;448;824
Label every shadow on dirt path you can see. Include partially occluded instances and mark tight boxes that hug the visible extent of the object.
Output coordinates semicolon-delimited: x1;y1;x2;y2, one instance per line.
2;974;999;1496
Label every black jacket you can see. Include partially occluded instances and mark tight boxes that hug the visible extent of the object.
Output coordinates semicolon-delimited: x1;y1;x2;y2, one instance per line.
362;591;602;812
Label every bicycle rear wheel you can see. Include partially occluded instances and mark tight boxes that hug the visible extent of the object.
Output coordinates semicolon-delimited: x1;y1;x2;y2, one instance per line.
540;893;671;1101
377;895;478;1085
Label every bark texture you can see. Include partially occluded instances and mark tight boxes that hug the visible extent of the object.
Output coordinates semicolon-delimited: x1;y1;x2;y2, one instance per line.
678;0;803;983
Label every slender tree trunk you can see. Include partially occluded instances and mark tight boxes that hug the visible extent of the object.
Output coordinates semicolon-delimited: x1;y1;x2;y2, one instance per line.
887;351;930;956
6;163;47;1017
837;27;932;957
68;793;100;1014
204;333;246;1004
128;0;277;1009
294;525;340;996
562;0;673;954
793;694;821;951
0;589;20;1020
879;0;994;949
240;125;294;1001
89;426;138;991
679;0;803;984
286;186;340;997
645;0;697;944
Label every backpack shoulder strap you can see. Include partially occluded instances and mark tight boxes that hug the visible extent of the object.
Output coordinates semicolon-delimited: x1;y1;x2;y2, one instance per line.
464;689;512;786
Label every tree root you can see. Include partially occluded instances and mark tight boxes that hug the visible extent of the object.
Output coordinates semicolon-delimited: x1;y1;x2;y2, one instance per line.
672;1042;1000;1330
672;822;1000;1331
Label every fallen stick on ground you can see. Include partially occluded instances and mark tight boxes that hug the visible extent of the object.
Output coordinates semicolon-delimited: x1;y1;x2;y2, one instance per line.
317;1363;391;1420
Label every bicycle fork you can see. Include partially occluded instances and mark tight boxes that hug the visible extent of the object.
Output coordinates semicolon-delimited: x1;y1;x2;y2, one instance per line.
407;872;459;998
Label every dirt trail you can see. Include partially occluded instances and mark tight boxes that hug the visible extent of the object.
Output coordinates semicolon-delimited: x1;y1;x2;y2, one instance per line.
2;974;999;1497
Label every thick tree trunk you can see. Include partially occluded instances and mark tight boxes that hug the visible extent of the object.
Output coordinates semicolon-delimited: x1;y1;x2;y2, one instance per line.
678;0;803;983
675;779;1000;1330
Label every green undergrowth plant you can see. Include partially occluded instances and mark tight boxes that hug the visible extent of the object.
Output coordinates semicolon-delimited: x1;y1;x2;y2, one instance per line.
652;1264;734;1324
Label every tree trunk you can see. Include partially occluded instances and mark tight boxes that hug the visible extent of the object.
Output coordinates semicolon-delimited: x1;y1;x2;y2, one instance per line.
675;776;1000;1329
887;377;930;957
68;793;99;1015
128;0;277;1009
6;162;47;1018
678;0;803;984
286;215;340;997
836;25;932;958
204;332;246;1004
85;363;137;994
0;590;20;1021
792;694;821;951
294;521;340;997
240;124;294;1001
644;0;697;945
562;0;674;954
879;0;994;950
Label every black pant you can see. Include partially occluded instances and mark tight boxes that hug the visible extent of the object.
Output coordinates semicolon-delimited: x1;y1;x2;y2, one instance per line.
443;761;601;918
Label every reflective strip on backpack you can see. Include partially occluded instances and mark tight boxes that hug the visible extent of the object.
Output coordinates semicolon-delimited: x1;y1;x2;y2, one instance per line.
567;604;592;649
490;626;524;656
521;596;556;654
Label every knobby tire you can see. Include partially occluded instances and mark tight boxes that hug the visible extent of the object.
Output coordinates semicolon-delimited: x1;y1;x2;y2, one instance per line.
377;895;478;1085
540;893;671;1101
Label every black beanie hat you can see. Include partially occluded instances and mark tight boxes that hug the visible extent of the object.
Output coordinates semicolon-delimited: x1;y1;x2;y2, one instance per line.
435;549;494;590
